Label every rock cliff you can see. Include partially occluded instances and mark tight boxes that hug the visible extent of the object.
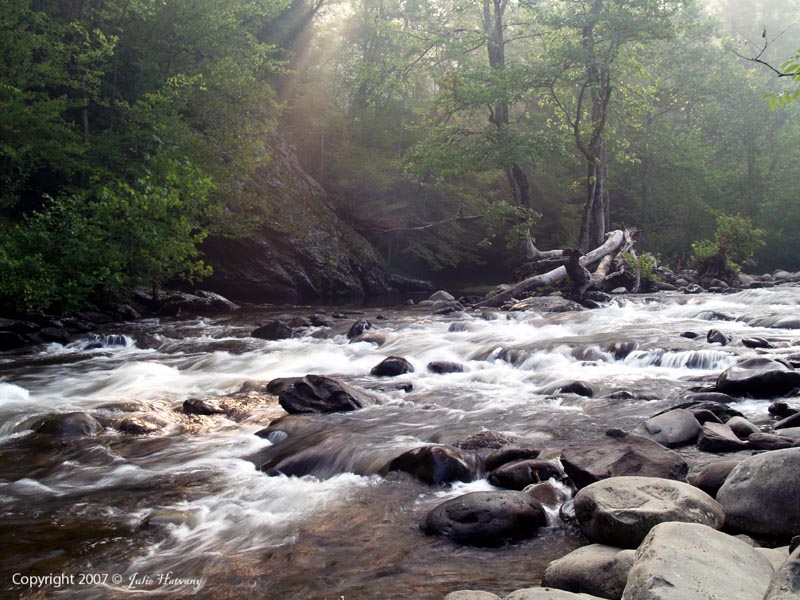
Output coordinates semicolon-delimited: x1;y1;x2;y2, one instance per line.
202;134;388;303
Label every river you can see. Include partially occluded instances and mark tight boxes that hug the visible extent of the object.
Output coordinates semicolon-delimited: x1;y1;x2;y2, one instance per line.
1;287;798;599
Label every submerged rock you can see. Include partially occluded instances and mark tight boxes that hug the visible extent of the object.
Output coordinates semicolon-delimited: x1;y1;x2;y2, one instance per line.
182;398;225;416
32;412;103;436
421;491;547;547
428;360;467;374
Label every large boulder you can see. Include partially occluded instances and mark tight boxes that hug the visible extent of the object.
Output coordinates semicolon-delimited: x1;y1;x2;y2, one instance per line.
574;476;724;548
631;409;701;447
252;320;294;340
420;491;547;547
716;447;800;538
543;544;628;600
621;522;774;600
764;546;800;600
715;357;800;399
560;430;688;489
278;375;379;414
380;446;472;485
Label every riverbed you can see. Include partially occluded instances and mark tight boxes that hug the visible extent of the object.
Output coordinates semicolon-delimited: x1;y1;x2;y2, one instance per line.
1;287;798;599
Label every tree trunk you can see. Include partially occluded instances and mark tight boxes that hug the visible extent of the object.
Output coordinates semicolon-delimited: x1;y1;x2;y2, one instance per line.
475;229;626;308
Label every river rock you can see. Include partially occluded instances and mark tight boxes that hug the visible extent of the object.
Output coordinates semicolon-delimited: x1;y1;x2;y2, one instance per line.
764;546;800;600
623;522;774;600
0;331;28;351
252;320;294;340
696;422;749;452
420;491;547;547
775;412;800;430
278;375;379;414
706;329;729;345
561;429;688;489
543;544;627;600
716;357;800;398
349;332;387;346
488;459;565;490
523;482;571;508
742;337;772;349
370;356;414;377
347;319;373;339
117;417;161;435
39;327;70;344
632;409;701;447
484;447;542;471
505;589;605;600
687;460;740;497
381;446;472;485
608;341;638;360
182;398;225;415
266;377;301;395
574;476;724;548
725;416;761;438
659;395;742;421
716;447;800;537
428;361;467;374
433;300;465;315
32;412;104;436
454;431;520;451
444;592;501;600
748;432;796;450
769;402;798;418
554;381;594;398
430;290;455;302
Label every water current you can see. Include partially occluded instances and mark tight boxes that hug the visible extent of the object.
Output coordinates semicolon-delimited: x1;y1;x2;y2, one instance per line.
2;287;799;599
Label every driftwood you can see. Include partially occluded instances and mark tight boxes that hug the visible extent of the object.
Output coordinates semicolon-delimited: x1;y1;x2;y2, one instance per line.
475;229;627;308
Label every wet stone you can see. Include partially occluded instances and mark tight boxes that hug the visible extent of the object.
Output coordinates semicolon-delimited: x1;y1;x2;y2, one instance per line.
370;356;414;377
488;459;564;490
421;491;547;547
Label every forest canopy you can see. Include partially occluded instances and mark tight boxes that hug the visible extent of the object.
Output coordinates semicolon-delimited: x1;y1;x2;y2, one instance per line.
1;0;799;314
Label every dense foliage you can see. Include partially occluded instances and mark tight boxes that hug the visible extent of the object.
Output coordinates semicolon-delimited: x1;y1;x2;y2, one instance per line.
2;0;800;313
285;0;800;280
0;0;288;313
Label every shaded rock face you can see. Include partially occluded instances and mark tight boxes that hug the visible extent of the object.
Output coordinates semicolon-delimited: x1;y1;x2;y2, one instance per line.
574;476;725;548
278;375;379;414
716;448;800;538
561;430;688;489
201;134;387;303
381;446;472;485
420;491;547;547
621;522;774;600
687;460;741;497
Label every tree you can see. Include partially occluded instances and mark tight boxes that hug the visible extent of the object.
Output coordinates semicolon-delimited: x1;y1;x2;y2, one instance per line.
541;0;684;251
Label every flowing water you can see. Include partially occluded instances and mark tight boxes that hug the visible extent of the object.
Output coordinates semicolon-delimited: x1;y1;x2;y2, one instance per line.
2;287;800;599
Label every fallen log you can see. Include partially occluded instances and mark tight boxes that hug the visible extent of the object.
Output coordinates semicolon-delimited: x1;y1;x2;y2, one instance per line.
475;230;626;308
